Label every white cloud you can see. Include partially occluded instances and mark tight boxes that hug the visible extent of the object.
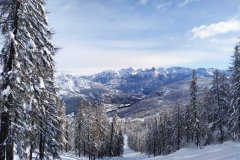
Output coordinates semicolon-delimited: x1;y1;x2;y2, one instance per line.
191;19;240;39
139;0;149;5
179;0;199;7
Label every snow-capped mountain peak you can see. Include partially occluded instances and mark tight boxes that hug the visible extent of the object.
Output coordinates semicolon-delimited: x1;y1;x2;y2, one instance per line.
118;67;137;77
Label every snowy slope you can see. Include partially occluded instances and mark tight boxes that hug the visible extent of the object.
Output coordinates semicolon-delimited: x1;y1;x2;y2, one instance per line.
149;141;240;160
61;140;240;160
117;140;240;160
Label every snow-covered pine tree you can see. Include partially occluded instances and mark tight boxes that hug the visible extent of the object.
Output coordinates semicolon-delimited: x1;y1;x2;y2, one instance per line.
209;70;230;143
0;1;30;159
153;117;158;156
146;116;160;156
75;101;87;157
0;0;61;159
185;103;191;145
74;102;98;159
189;70;201;148
93;104;111;158
117;129;124;156
229;43;240;140
109;111;118;157
145;120;155;156
147;117;158;156
55;98;67;152
172;101;185;150
201;87;214;145
163;112;176;154
65;112;76;152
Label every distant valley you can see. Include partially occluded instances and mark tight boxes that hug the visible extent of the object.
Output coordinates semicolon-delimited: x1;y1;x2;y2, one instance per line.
56;67;230;118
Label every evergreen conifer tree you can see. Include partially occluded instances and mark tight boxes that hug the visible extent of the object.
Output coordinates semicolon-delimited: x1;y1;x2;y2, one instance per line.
229;43;240;139
0;1;61;159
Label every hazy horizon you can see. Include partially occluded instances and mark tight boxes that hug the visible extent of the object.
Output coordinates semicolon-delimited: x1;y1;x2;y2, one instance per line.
57;65;230;76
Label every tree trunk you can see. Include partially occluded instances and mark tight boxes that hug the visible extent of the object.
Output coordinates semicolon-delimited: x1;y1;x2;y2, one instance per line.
6;141;14;160
39;121;45;160
177;104;181;150
109;122;114;157
83;142;85;156
0;113;9;160
29;141;33;160
0;1;20;160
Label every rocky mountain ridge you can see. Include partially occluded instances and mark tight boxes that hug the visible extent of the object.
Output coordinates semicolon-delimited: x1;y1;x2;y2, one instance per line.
56;67;230;118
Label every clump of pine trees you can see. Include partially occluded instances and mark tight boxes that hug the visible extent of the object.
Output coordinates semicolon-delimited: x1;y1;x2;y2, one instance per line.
127;42;240;157
65;101;124;159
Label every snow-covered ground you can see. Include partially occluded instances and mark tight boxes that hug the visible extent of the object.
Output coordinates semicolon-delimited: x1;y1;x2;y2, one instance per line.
60;153;86;160
60;135;147;160
61;137;240;160
149;141;240;160
109;135;148;160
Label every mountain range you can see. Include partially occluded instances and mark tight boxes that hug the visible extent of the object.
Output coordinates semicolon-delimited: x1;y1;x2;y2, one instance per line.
56;67;230;118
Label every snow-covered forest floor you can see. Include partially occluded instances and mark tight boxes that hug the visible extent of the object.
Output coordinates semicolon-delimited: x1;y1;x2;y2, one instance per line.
61;135;240;160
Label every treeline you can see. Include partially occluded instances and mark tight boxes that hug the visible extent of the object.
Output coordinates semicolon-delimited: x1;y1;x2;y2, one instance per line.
63;102;124;160
127;43;240;157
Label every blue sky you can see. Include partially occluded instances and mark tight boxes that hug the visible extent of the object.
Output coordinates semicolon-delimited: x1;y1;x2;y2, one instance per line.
46;0;240;74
